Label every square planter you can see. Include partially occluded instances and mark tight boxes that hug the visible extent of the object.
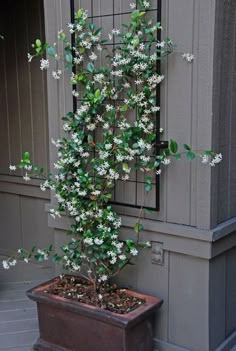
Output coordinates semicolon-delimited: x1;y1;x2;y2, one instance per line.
27;276;163;351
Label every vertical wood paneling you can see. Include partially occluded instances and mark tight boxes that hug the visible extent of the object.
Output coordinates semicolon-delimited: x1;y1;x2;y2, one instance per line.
20;197;54;266
209;254;226;350
166;0;194;225
0;20;10;174
194;0;215;230
4;4;22;176
0;0;49;176
212;0;236;225
0;0;51;255
225;246;236;336
168;253;209;351
27;0;49;172
136;247;169;341
15;0;33;162
0;194;21;252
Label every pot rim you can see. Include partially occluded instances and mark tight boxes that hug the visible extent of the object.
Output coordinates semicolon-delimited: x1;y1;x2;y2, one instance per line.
27;275;163;329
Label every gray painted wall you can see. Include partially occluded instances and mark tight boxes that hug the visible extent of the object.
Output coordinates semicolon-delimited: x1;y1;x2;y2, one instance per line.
0;0;53;257
0;0;236;350
212;0;236;225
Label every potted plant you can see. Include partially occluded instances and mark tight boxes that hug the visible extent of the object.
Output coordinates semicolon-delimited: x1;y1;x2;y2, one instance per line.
3;1;222;350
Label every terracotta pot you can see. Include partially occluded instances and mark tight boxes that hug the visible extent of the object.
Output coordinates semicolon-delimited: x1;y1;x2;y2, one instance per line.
27;276;163;351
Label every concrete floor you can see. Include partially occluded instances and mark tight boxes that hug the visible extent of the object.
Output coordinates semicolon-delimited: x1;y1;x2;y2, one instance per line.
0;257;53;350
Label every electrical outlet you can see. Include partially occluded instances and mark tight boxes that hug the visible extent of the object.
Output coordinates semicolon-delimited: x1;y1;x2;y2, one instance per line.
151;242;164;265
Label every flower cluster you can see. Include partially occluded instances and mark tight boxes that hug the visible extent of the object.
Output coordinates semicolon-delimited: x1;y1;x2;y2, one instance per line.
3;1;222;291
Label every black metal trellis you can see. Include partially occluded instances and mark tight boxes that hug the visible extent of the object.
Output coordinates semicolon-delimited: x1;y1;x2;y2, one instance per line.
70;0;162;211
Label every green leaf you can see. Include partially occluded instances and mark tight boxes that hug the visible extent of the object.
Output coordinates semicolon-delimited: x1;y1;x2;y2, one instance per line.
186;151;196;160
36;39;41;47
47;46;56;57
75;9;83;19
145;184;152;192
144;208;156;214
205;150;213;156
87;62;94;73
134;223;144;234
145;176;152;184
65;53;73;63
183;144;191;151
122;163;129;172
89;23;95;32
119;104;128;112
87;134;93;143
173;153;181;160
23;151;30;162
94;89;101;98
170;139;178;154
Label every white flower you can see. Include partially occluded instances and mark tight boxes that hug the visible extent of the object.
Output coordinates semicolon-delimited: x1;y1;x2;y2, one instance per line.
182;53;195;63
94;238;104;245
146;241;152;247
27;53;33;62
105;143;112;150
130;248;138;256
89;52;98;61
40;184;47;191
110;257;117;264
123;82;130;88
63;123;71;132
135;79;143;85
52;70;62;80
161;158;171;165
97;44;102;51
40;58;50;70
119;254;126;260
23;173;31;181
91;190;101;196
24;258;29;263
87;123;96;131
105;104;114;112
160;127;164;133
156;41;165;48
210;153;222;167
2;260;10;269
156;169;162;175
201;155;209;164
130;2;136;9
108;33;113;40
74;56;84;64
143;0;150;8
112;29;120;35
84;238;93;246
9;165;16;171
100;275;108;282
72;90;79;97
9;259;17;266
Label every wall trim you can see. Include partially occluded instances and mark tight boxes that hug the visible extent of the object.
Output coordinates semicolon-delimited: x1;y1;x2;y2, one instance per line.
215;331;236;351
153;339;190;351
46;204;236;259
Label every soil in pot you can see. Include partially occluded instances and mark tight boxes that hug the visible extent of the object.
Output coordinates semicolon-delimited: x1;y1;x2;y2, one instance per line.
43;274;145;314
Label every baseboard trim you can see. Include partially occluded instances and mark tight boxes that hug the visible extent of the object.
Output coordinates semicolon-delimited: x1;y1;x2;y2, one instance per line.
215;331;236;351
153;339;190;351
153;331;236;351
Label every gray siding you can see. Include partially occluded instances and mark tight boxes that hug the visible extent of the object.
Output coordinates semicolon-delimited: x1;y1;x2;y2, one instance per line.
213;0;236;225
0;0;52;255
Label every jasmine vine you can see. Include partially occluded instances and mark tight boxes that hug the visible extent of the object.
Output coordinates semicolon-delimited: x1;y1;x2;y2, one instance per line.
3;1;222;291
